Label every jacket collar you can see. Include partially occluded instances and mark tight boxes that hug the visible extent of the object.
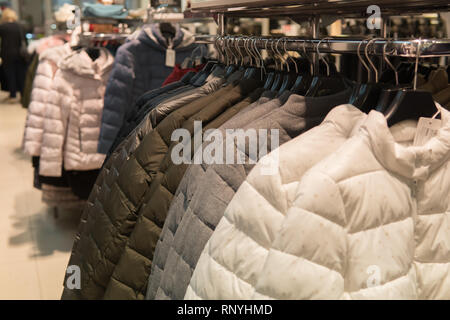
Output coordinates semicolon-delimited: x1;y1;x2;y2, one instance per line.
39;43;72;64
361;105;450;180
59;47;114;79
140;24;195;52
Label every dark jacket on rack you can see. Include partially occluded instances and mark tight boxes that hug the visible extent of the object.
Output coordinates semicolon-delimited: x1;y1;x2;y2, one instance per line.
103;81;263;299
21;53;39;108
97;24;197;155
62;80;249;300
108;68;227;156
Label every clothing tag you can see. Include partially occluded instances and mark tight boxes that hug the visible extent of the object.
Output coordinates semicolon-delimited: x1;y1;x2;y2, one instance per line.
413;117;442;146
166;49;176;67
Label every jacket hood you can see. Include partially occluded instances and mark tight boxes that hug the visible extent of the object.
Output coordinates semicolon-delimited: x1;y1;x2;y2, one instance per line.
58;47;114;78
39;43;72;65
140;23;195;52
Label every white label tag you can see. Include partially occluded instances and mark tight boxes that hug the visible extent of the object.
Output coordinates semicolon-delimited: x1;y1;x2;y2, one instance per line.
413;117;442;146
166;49;176;67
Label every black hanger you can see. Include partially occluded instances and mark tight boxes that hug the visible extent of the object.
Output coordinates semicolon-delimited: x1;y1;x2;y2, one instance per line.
276;38;298;95
270;72;283;91
290;73;312;95
290;48;313;95
347;38;383;112
278;73;297;95
385;41;438;126
385;89;438;126
243;37;262;80
306;38;348;97
376;41;406;113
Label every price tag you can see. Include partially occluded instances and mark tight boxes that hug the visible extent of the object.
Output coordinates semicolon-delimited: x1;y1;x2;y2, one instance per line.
413;117;442;146
166;49;176;67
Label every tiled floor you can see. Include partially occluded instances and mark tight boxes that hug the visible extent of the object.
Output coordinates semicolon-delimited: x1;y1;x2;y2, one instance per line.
0;93;81;300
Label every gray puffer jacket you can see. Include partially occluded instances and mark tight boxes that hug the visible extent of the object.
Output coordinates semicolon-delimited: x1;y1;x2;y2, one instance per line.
146;89;352;300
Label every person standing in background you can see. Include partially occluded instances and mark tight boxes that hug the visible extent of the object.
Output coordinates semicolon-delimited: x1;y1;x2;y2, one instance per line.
0;8;27;103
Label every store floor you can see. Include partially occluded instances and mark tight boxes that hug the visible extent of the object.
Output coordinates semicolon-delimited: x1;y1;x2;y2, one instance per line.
0;93;80;300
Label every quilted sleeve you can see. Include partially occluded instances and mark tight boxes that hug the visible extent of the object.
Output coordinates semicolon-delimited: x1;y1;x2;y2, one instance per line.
98;48;135;154
184;149;291;300
252;170;347;300
39;70;72;177
23;59;57;156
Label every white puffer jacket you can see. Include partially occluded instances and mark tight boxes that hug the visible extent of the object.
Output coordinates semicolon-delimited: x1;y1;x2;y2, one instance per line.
188;105;450;300
39;48;113;177
23;44;72;156
185;105;367;300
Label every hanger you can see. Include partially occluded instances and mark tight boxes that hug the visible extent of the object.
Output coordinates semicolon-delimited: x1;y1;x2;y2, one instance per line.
225;36;237;77
278;38;297;96
270;39;284;91
182;43;204;69
251;37;266;82
244;37;259;79
376;40;403;113
263;39;276;89
349;38;384;113
385;39;439;126
290;39;312;95
305;37;347;97
190;36;220;85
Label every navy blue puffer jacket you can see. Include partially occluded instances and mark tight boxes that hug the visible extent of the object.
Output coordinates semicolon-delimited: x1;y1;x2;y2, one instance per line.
98;24;197;154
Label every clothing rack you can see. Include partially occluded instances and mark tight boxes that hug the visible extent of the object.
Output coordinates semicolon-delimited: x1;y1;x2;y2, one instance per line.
77;32;129;47
196;36;450;58
190;0;450;17
147;4;215;24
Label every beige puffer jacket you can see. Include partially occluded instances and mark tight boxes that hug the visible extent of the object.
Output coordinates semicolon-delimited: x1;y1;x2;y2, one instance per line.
23;44;72;156
39;48;113;177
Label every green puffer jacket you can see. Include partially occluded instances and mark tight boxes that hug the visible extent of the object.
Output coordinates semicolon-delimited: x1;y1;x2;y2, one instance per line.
103;83;263;299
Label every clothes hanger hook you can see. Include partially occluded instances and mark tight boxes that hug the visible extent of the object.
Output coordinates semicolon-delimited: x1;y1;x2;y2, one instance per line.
254;38;264;68
253;37;265;79
234;37;239;66
357;38;372;82
252;37;260;68
383;39;399;86
302;39;313;76
317;37;331;76
283;37;298;74
244;37;253;67
270;39;279;71
222;36;230;66
275;38;287;72
264;38;274;71
213;35;220;63
280;37;291;73
365;38;381;83
235;37;244;66
413;38;421;91
248;36;257;67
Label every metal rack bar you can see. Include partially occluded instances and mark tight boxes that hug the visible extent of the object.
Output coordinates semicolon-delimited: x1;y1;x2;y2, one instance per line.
190;0;450;16
195;35;450;57
78;32;130;44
